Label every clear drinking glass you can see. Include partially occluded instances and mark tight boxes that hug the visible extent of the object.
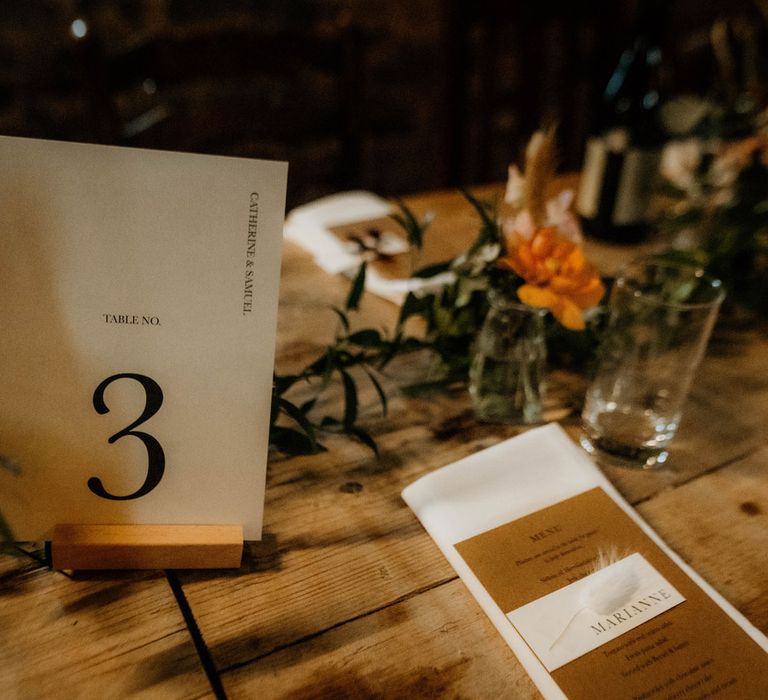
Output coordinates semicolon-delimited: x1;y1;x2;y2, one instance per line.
580;258;725;468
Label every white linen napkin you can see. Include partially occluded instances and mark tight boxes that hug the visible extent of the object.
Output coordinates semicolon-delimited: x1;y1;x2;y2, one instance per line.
284;191;394;275
283;191;453;304
402;423;768;699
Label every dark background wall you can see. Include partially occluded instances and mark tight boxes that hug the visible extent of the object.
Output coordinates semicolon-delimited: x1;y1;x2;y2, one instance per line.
1;1;765;207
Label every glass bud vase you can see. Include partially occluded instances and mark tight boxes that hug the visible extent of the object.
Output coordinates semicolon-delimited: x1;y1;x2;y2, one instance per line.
469;291;547;424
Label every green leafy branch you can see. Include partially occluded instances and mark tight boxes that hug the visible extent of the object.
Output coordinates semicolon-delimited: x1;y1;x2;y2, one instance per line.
390;197;431;251
268;190;605;456
394;190;516;388
269;192;509;454
269;203;440;456
661;148;768;315
269;262;428;456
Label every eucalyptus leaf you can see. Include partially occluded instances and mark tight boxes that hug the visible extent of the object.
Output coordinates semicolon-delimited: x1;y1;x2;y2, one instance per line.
274;373;300;394
347;329;383;347
346;427;380;458
340;369;358;429
270;426;326;455
461;188;501;252
300;398;317;413
346;262;367;311
392;198;431;251
412;260;452;279
278;398;319;451
363;366;388;417
390;212;411;237
331;306;350;331
397;292;430;328
461;188;495;229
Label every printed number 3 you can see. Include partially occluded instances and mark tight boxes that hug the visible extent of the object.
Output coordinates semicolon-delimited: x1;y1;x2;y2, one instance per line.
88;373;165;500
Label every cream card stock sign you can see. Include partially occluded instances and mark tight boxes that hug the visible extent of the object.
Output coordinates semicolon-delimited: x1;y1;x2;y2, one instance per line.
0;136;287;540
507;553;685;671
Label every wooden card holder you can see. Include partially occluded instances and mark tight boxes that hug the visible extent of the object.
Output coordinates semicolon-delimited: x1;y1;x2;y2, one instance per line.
51;523;244;570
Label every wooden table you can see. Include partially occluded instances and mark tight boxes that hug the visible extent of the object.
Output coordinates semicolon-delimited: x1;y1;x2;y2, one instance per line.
2;187;767;699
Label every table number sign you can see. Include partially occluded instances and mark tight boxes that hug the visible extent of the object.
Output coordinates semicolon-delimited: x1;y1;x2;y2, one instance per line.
0;136;287;544
403;425;768;700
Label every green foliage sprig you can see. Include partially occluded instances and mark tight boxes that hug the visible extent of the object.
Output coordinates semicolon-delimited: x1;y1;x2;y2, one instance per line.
395;190;505;390
664;180;768;315
662;107;768;317
271;263;382;456
269;203;439;455
269;257;431;456
268;191;602;454
391;197;432;251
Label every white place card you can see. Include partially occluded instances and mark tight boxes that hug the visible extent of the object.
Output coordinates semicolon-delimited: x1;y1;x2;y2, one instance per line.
507;553;685;672
0;136;287;540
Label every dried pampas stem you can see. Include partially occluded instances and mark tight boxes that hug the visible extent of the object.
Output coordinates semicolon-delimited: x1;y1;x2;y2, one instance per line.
580;547;637;616
523;126;557;227
548;547;637;651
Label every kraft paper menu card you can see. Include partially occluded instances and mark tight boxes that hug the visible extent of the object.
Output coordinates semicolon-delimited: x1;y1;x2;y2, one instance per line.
0;136;287;540
402;425;768;700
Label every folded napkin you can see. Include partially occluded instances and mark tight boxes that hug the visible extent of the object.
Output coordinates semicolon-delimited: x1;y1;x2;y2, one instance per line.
402;424;768;699
284;191;394;274
283;191;452;304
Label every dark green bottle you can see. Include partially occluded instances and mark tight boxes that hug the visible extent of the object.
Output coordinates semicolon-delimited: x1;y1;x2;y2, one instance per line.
577;0;667;243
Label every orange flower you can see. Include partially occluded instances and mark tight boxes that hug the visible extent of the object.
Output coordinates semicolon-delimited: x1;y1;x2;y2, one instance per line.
497;227;604;330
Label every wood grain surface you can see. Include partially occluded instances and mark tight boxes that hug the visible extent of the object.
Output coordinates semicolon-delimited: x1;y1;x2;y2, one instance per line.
2;186;766;699
0;558;212;699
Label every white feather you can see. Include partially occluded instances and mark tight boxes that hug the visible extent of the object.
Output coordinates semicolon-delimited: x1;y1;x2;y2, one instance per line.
549;548;636;651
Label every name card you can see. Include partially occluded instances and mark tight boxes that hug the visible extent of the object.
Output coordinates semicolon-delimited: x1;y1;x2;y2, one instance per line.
507;553;685;671
0;136;287;540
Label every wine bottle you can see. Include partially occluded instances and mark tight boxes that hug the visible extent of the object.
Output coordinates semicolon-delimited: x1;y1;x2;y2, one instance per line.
576;0;667;243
